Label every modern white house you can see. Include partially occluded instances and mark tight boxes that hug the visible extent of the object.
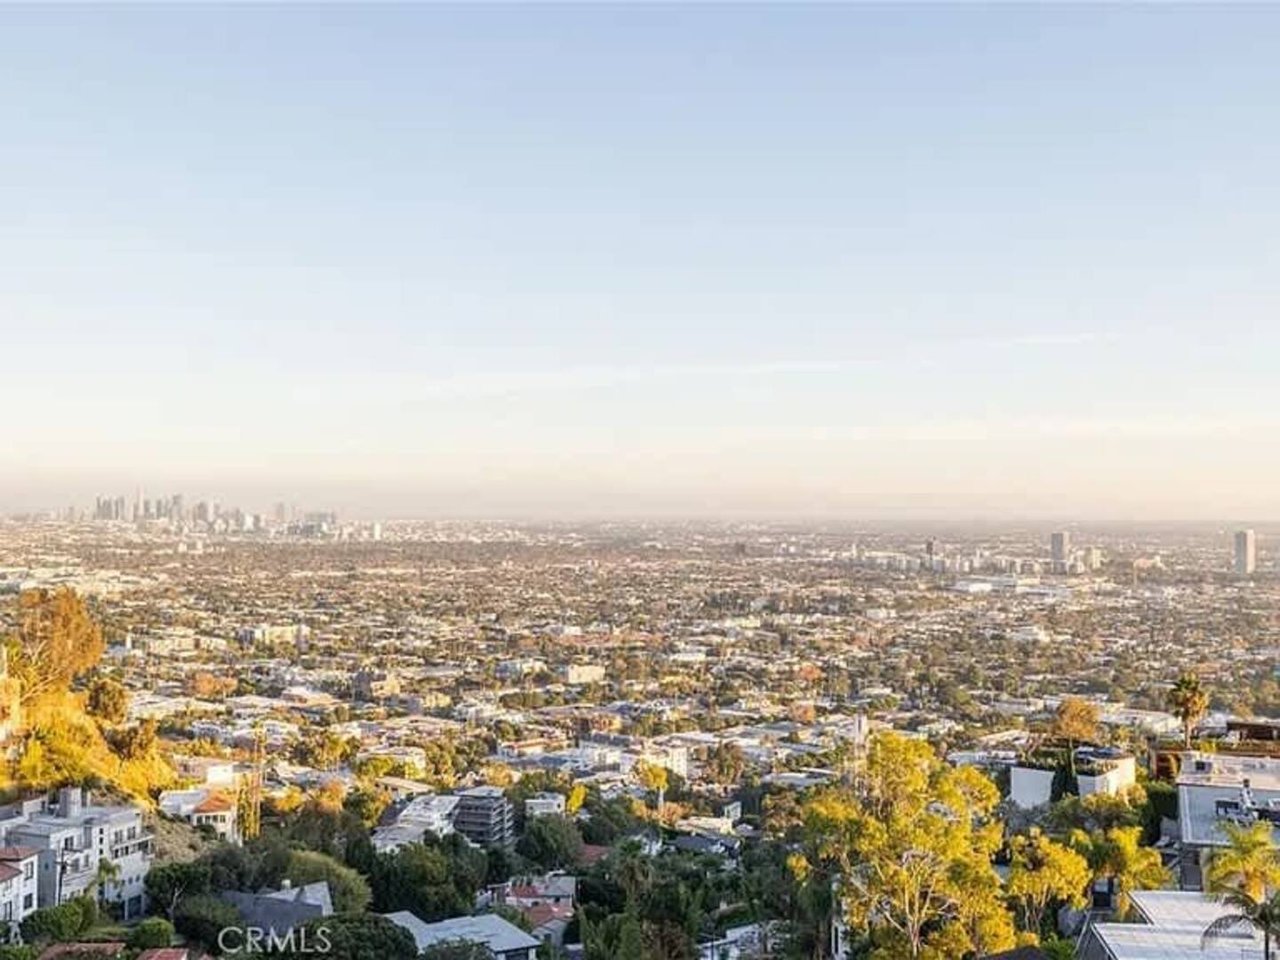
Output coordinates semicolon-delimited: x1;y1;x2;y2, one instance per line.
370;793;461;852
1177;750;1280;889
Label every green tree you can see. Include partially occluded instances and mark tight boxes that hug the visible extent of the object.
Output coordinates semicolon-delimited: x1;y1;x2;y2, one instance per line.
127;917;175;950
420;941;496;960
94;857;122;901
1167;671;1210;749
173;894;243;950
1007;829;1091;935
1202;889;1280;960
285;914;420;960
370;843;472;921
18;898;95;944
518;815;585;871
86;677;129;725
145;860;212;922
1070;825;1169;919
1206;821;1280;904
286;850;372;913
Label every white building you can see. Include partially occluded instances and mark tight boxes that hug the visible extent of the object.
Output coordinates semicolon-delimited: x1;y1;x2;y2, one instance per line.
0;788;152;918
1177;750;1280;889
159;788;240;842
1079;890;1261;960
559;664;606;685
371;794;460;853
0;846;40;938
524;793;566;819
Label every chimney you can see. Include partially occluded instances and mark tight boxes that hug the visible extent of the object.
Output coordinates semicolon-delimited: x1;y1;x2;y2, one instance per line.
57;787;83;819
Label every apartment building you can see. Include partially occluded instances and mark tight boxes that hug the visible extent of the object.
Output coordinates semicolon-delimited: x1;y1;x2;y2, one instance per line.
0;788;152;918
454;787;515;849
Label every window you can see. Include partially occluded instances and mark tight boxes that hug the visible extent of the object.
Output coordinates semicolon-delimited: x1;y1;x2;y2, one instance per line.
23;863;32;881
23;893;33;910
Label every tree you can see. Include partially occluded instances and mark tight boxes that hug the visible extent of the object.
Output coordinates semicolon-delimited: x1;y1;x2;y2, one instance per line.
18;898;95;944
705;743;747;786
127;917;175;950
1070;825;1169;919
173;894;242;950
1167;672;1209;749
796;733;1015;958
1206;821;1280;904
1202;889;1280;960
566;783;588;815
1007;829;1091;935
633;760;668;811
8;589;105;704
86;677;129;725
145;860;212;922
370;843;472;921
94;857;122;901
518;815;585;871
420;941;496;960
1052;698;1099;777
284;914;419;960
286;850;372;913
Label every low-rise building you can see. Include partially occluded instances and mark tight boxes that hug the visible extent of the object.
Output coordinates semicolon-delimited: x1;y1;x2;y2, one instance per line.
1177;750;1280;889
523;793;566;820
371;794;461;853
158;788;239;843
383;911;539;960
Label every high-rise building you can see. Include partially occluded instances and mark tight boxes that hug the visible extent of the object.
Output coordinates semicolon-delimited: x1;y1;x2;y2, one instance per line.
1235;529;1257;576
1050;531;1070;568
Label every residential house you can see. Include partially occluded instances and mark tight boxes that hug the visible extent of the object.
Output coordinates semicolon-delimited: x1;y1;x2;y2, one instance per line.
383;912;539;960
220;880;332;940
158;789;239;843
0;846;40;937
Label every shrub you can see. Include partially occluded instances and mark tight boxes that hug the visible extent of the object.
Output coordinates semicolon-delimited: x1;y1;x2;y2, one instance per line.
127;916;175;950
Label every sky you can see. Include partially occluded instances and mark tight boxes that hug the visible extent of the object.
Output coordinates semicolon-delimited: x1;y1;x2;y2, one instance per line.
2;4;1279;520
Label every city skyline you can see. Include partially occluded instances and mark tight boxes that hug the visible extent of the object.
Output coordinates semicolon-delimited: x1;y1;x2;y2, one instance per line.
5;6;1280;519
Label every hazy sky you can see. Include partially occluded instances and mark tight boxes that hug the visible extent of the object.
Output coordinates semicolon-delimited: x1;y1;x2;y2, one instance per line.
3;5;1279;519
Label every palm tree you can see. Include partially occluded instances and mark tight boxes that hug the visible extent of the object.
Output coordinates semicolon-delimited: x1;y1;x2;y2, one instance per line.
1202;889;1280;960
1072;825;1170;919
94;857;121;903
1102;826;1170;919
1207;821;1280;903
1167;671;1209;749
